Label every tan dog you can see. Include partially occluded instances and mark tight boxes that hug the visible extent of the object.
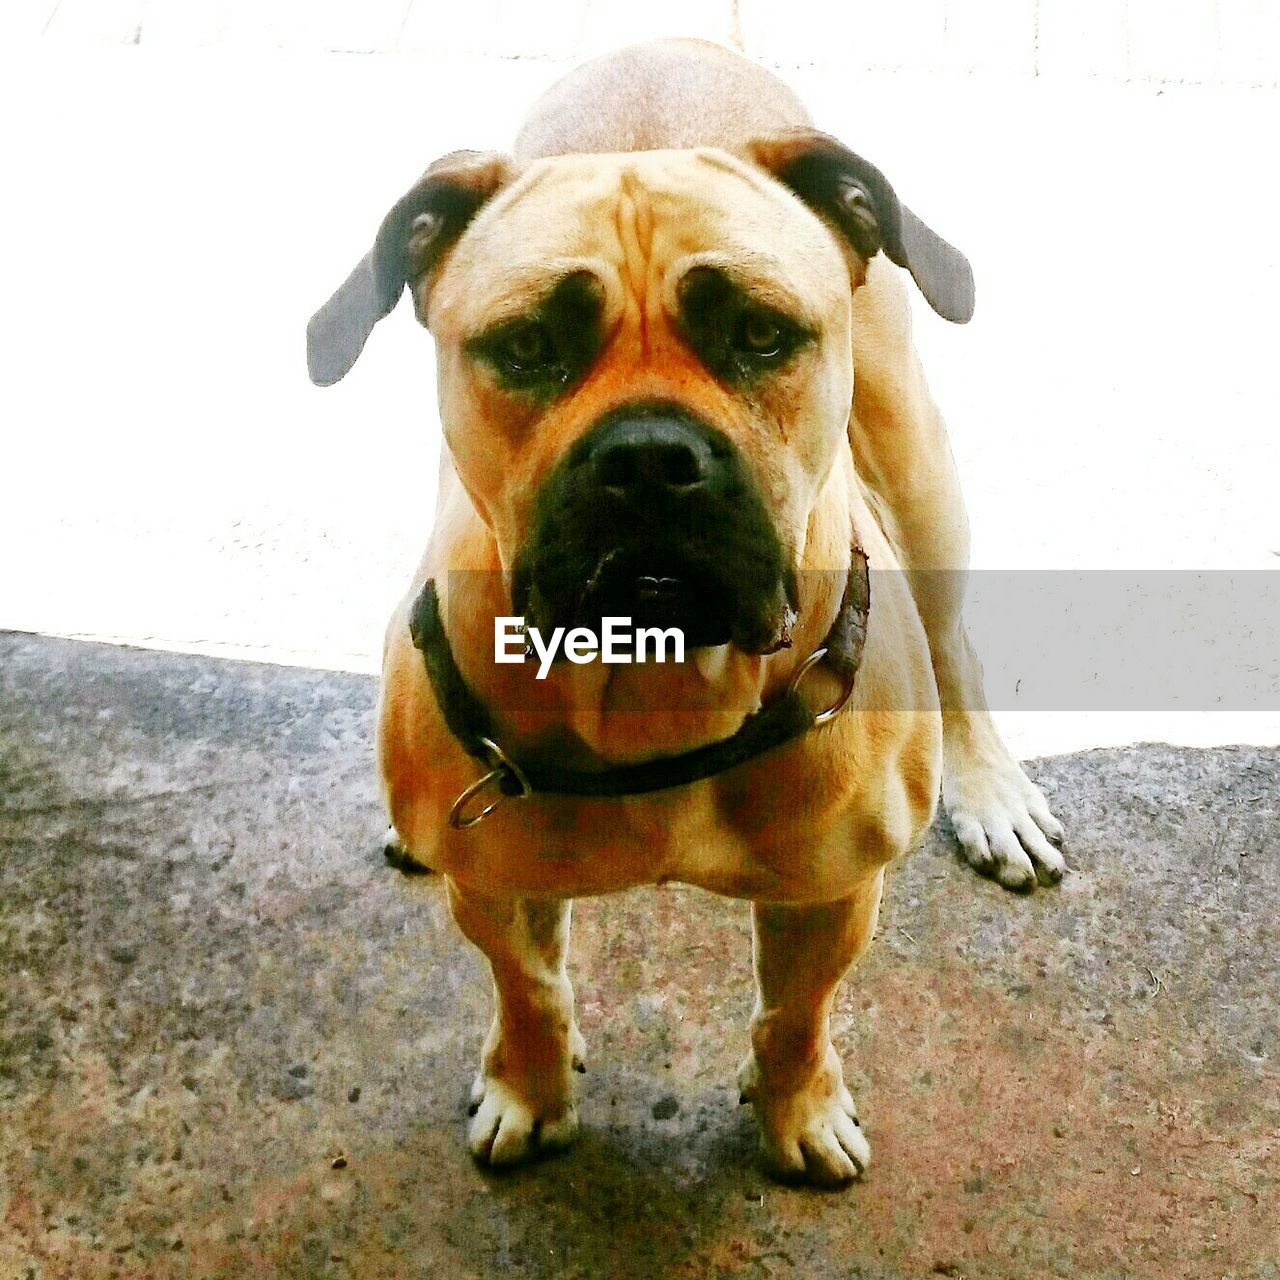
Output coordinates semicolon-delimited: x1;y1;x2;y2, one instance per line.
308;39;1065;1186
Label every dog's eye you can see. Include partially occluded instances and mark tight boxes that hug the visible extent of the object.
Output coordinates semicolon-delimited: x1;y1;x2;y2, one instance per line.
468;275;604;396
733;312;785;359
494;322;557;373
678;267;812;385
469;318;570;393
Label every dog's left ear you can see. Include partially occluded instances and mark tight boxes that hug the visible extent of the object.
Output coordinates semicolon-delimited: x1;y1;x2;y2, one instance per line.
307;150;513;386
748;130;974;324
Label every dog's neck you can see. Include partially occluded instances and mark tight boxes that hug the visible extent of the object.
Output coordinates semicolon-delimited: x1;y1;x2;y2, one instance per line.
410;544;866;821
429;493;858;771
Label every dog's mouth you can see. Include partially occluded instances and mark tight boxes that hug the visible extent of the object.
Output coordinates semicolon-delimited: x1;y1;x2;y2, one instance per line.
514;541;797;657
569;547;795;652
509;401;799;660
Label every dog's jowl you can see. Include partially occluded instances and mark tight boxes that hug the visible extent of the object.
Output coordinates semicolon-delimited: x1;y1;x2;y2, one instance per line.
308;38;1065;1185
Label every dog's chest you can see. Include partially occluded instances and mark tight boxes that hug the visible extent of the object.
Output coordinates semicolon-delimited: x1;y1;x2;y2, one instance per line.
435;759;893;903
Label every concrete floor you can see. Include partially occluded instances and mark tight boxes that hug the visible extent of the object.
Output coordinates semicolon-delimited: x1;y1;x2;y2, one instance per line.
1;631;1277;1279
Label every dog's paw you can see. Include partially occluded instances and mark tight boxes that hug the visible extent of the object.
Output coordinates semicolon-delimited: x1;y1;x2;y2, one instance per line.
944;746;1065;892
381;825;434;875
467;1072;579;1168
738;1046;869;1187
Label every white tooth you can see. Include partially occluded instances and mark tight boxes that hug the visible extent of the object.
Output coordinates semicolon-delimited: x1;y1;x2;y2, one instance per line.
694;644;731;684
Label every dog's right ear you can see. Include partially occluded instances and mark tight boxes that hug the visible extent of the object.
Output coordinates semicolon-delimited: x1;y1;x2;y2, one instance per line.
306;150;512;386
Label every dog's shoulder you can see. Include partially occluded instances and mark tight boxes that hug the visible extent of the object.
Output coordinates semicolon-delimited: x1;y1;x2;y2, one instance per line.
513;39;812;161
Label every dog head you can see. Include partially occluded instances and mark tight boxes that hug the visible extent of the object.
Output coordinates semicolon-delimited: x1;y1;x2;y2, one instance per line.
308;132;971;655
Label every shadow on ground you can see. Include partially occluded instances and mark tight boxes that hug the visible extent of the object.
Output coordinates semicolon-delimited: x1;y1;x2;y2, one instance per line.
1;633;1276;1279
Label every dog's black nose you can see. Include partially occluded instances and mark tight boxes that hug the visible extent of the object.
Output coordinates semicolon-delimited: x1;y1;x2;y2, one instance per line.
589;415;715;495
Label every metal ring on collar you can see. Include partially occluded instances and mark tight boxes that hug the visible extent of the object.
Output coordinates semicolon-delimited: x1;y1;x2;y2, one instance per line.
786;646;858;726
448;736;533;830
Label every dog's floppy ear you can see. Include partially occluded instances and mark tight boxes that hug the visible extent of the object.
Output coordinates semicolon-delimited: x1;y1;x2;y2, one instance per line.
307;150;513;386
747;130;974;324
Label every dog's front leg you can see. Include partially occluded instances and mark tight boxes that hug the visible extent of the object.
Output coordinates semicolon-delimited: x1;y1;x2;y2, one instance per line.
738;872;883;1186
850;260;1065;892
446;880;586;1166
934;621;1068;889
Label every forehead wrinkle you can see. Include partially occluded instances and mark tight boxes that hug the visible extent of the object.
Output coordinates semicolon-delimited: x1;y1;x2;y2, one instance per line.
463;258;610;331
688;147;781;199
679;250;827;329
622;152;840;291
481;163;553;220
442;149;838;335
446;165;634;333
615;168;661;353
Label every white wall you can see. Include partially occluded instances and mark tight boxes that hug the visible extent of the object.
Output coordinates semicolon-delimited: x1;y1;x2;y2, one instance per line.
10;0;1280;86
2;5;1278;755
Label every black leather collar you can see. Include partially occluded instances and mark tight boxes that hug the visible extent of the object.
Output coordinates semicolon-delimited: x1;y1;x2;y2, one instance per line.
408;547;869;827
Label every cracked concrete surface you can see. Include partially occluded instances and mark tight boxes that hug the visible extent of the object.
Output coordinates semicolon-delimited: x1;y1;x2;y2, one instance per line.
1;632;1277;1278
